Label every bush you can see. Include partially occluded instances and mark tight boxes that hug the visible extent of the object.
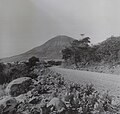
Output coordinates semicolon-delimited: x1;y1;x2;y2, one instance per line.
28;56;39;67
47;60;62;66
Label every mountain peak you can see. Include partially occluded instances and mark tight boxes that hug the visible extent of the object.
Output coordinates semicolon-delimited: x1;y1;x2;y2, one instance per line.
51;35;74;40
44;35;74;44
1;35;75;62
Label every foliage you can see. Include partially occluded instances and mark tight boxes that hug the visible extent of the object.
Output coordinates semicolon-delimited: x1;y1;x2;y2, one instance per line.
0;57;40;84
96;36;120;63
47;60;62;66
0;63;6;84
62;37;99;67
62;36;120;67
5;64;30;83
28;56;39;67
62;48;73;61
0;65;119;114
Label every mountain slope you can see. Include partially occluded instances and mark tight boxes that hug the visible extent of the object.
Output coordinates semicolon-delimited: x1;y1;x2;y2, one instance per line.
96;36;120;62
1;35;74;62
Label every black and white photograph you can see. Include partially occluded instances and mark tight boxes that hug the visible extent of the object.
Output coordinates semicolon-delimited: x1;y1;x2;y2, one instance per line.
0;0;120;114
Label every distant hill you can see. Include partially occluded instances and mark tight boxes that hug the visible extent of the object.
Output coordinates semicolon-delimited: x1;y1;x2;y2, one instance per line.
1;35;74;62
96;36;120;62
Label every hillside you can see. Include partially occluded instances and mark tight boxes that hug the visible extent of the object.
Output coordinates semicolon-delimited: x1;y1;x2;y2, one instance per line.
1;35;74;62
96;36;120;62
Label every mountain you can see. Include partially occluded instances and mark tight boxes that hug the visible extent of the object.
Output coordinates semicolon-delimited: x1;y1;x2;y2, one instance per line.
1;35;74;62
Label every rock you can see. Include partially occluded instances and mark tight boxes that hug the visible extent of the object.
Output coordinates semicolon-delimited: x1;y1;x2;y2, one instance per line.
15;90;34;103
0;96;18;114
32;84;49;95
5;77;33;97
28;96;41;104
30;106;42;114
15;94;28;103
47;97;67;112
0;96;16;107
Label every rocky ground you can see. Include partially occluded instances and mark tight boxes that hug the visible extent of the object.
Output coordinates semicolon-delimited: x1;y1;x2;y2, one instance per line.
0;65;120;114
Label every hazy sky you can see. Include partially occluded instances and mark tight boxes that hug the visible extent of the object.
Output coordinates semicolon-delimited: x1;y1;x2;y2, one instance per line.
0;0;120;58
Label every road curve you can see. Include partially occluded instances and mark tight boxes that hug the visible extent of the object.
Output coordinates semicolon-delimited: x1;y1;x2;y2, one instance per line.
50;67;120;97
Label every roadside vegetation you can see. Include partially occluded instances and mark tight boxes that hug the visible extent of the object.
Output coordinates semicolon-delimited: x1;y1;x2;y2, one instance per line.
62;36;120;74
1;36;120;113
0;56;119;114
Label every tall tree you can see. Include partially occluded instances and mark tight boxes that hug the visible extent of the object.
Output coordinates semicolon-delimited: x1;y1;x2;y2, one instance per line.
62;37;91;67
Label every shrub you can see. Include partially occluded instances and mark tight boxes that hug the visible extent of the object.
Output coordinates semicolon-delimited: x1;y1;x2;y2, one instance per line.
28;56;39;68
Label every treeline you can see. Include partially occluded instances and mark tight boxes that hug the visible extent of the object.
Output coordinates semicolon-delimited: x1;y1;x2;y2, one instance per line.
62;36;120;67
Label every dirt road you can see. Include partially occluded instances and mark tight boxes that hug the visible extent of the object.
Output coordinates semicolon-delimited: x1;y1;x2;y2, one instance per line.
50;67;120;97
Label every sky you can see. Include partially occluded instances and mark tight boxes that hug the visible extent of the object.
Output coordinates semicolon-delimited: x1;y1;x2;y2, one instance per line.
0;0;120;58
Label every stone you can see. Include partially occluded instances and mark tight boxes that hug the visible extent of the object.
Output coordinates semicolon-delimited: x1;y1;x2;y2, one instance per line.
28;96;40;104
15;94;28;103
5;77;33;97
0;96;18;114
47;97;67;112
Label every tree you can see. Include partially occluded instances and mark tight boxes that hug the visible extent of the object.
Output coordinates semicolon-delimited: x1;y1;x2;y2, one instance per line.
62;37;92;67
28;56;39;67
89;45;101;63
62;48;72;61
71;37;91;66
